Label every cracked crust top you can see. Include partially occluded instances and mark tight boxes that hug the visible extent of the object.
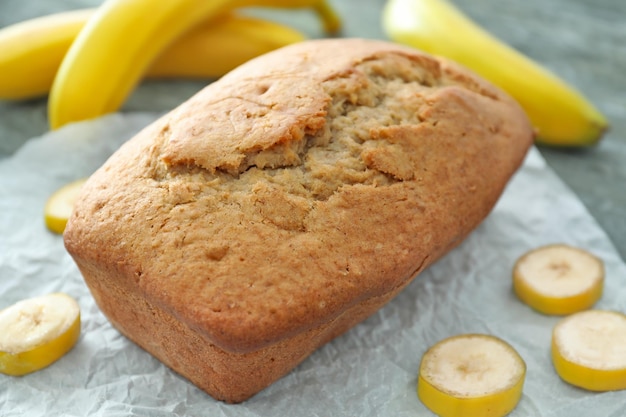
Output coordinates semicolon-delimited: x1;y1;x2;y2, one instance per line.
64;38;533;353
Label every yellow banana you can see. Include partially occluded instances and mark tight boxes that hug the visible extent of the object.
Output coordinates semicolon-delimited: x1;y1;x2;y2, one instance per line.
0;9;93;100
0;10;305;100
148;13;306;79
48;0;340;130
382;0;608;147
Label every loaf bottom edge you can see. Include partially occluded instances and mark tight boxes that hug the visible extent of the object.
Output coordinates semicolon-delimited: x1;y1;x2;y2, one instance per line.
77;260;416;403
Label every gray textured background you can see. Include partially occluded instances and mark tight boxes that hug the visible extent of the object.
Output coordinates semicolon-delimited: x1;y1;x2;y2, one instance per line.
1;0;624;259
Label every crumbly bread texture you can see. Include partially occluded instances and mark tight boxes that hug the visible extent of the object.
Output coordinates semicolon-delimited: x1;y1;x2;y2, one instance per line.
64;38;533;403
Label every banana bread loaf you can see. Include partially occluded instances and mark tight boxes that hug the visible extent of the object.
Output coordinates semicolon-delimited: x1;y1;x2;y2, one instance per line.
64;38;533;403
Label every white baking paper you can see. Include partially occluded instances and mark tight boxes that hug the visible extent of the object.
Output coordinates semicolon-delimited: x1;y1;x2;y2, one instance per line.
1;113;625;417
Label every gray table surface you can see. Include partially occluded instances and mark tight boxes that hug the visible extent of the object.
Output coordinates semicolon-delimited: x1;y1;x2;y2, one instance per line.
1;0;625;260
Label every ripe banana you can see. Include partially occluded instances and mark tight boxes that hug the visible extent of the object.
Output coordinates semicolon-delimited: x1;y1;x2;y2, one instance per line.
146;13;307;79
0;293;81;376
513;244;604;315
48;0;340;130
0;9;93;100
382;0;608;147
418;334;526;417
0;10;306;100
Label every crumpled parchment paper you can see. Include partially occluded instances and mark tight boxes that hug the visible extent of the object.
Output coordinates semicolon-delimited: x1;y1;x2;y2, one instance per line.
1;113;625;417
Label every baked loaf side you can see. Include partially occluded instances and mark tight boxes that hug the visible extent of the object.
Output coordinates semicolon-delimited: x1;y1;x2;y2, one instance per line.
64;38;533;402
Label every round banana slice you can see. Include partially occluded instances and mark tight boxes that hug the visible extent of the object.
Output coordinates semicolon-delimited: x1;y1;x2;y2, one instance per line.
0;293;81;376
44;178;86;234
513;244;604;315
418;334;526;417
552;310;626;391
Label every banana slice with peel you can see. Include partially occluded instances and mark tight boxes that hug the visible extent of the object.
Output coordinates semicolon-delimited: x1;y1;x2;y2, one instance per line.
552;310;626;391
0;293;81;376
44;179;86;234
0;10;306;100
418;334;526;417
513;244;604;315
382;0;608;147
48;0;340;129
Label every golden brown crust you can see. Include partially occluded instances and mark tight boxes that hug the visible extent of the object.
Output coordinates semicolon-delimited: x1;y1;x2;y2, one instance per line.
64;38;533;402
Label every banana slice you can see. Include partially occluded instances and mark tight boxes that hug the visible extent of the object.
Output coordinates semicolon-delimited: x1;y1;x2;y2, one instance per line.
513;244;604;315
0;293;81;376
418;334;526;417
552;310;626;391
44;179;86;234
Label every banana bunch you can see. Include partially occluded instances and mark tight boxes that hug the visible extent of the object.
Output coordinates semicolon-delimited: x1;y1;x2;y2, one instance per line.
0;0;341;129
382;0;608;147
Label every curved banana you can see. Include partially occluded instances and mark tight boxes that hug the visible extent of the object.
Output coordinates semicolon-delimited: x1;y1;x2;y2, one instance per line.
0;10;305;100
148;13;306;79
0;9;93;100
48;0;340;130
382;0;608;147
